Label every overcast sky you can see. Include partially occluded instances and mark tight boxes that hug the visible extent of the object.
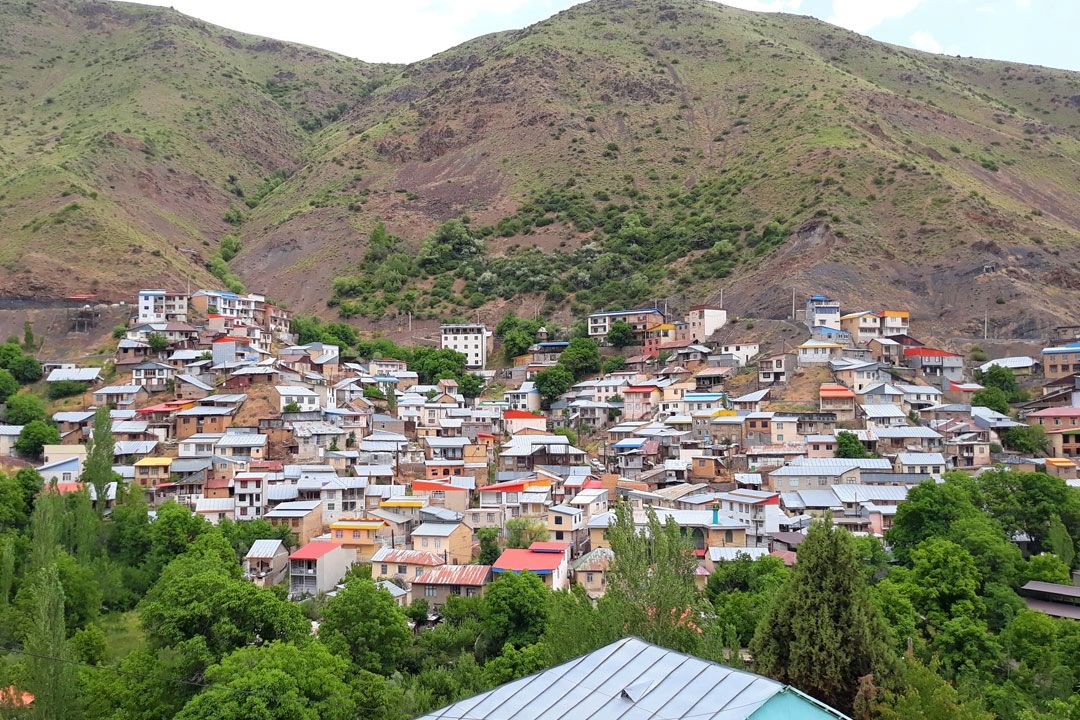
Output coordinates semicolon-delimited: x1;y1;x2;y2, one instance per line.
129;0;1080;70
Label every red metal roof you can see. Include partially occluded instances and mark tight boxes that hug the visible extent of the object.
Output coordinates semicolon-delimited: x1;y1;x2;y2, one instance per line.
412;480;468;492
481;477;547;493
414;564;491;586
249;460;285;471
623;386;657;394
494;548;565;572
528;541;569;553
1029;407;1080;418
904;347;961;358
503;410;545;420
289;542;340;560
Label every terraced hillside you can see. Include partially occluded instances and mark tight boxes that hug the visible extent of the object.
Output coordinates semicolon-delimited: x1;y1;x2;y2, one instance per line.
2;0;1079;338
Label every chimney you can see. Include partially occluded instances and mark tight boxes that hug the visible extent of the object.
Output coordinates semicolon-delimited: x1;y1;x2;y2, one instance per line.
711;503;719;525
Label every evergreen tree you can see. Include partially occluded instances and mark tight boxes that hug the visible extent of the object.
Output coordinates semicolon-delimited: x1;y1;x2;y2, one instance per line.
82;407;114;517
750;520;897;714
0;537;14;606
22;565;77;720
476;528;501;565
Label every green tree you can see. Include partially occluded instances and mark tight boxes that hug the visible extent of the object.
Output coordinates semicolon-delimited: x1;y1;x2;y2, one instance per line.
146;333;169;352
975;365;1026;402
319;578;411;674
1023;553;1072;584
973;469;1080;551
0;369;18;403
558;337;601;378
14;420;59;457
8;355;42;383
601;355;626;374
1047;515;1076;568
46;380;88;400
140;532;307;658
552;427;577;445
4;392;47;424
504;517;548;549
22;321;35;351
887;477;980;564
418;220;483;273
971;386;1010;415
606;320;635;348
705;554;789;645
502;328;534;361
604;503;704;654
175;641;356;720
835;430;871;459
534;365;574;406
478;570;550;657
82;406;114;518
750;520;896;714
477;527;501;565
21;565;77;720
1000;424;1047;455
874;656;994;720
906;538;981;622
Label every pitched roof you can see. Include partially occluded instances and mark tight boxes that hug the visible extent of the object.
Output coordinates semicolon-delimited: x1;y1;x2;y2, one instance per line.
415;637;848;720
493;548;565;573
414;565;491;586
289;542;341;560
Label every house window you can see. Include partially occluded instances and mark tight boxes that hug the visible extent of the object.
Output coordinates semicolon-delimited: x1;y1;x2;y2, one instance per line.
586;572;595;583
335;530;343;538
352;530;361;539
724;530;733;543
381;564;388;575
554;516;563;525
397;565;407;575
555;531;564;541
434;539;442;549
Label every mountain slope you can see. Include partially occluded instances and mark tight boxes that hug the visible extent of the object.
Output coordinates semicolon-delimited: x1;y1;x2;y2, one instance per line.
2;0;1079;338
0;0;393;297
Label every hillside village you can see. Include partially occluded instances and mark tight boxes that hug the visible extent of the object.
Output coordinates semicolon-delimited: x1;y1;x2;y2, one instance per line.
4;286;1076;619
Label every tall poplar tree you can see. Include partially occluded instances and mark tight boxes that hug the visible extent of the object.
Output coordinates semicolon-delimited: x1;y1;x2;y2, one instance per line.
22;565;77;720
82;406;114;517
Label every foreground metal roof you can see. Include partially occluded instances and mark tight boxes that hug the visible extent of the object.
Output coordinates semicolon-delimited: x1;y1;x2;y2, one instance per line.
417;637;849;720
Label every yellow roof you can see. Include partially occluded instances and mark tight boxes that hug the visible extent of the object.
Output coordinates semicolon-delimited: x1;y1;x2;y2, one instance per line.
331;518;386;529
134;457;172;467
380;498;424;508
840;311;876;320
881;310;909;318
1045;457;1077;468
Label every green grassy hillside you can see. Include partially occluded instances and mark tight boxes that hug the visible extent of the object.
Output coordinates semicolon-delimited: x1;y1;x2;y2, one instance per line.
2;0;1079;337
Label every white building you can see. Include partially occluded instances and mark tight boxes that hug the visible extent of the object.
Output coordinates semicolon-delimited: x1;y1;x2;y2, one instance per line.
684;305;727;342
137;289;189;324
805;294;841;330
440;323;491;369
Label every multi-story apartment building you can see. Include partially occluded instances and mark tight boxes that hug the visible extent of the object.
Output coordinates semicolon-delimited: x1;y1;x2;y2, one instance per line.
587;307;665;341
1042;342;1080;380
440;323;491;369
136;290;189;323
805;294;841;330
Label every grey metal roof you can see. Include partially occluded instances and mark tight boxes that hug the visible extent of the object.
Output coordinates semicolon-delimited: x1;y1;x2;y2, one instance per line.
416;636;849;720
245;539;285;558
46;367;100;382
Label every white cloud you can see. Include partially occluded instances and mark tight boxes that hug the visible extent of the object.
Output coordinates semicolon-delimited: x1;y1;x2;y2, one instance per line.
975;4;997;13
908;30;943;53
1016;0;1032;7
127;0;584;63
827;0;924;33
723;0;803;11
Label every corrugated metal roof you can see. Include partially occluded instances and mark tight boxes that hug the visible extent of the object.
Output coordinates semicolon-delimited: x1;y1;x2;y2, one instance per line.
46;367;100;382
414;564;490;586
245;539;284;558
417;637;848;720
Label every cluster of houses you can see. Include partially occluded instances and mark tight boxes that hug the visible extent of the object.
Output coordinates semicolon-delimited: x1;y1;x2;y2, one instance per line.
15;289;1080;619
